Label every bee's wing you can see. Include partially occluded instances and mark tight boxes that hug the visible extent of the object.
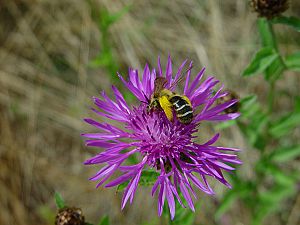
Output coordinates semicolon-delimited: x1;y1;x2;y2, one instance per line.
154;77;168;94
158;96;173;121
182;95;192;107
169;65;193;90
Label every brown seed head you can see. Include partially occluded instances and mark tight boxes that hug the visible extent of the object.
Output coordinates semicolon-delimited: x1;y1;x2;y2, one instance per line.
250;0;289;19
55;207;85;225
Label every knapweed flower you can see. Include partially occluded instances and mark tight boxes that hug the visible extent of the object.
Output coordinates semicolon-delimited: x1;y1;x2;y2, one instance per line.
82;56;241;219
250;0;289;19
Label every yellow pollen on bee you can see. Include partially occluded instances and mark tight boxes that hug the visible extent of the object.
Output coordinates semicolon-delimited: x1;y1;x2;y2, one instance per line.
158;95;173;121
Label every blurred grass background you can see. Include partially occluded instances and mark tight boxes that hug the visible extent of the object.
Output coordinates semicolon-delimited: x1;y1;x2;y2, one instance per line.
0;0;299;224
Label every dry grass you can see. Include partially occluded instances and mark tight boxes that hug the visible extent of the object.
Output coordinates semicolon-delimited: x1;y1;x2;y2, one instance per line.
0;0;300;224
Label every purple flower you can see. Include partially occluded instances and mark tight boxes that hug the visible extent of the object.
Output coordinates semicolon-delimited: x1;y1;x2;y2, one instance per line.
82;56;241;219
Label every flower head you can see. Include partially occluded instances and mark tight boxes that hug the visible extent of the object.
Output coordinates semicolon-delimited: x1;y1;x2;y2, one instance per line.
250;0;289;19
82;56;241;219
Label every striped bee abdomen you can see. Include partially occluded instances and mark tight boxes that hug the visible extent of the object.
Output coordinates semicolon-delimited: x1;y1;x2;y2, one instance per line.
169;95;193;124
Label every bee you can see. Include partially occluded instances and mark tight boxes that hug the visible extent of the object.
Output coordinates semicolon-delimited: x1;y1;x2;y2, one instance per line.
148;77;193;124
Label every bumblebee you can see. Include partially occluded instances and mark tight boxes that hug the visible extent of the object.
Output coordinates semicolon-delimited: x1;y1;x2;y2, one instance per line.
148;77;193;124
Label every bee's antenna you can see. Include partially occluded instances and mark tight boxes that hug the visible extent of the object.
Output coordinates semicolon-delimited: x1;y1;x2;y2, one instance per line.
141;91;150;104
140;100;148;104
169;63;193;90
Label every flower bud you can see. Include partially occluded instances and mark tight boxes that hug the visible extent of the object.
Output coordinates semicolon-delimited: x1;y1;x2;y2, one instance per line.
55;207;85;225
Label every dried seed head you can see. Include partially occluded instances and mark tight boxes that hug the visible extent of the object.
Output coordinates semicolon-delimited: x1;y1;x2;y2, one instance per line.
250;0;289;19
55;207;85;225
218;90;240;114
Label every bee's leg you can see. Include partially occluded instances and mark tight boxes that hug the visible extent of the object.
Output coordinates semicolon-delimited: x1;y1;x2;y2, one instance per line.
147;99;158;113
158;96;173;122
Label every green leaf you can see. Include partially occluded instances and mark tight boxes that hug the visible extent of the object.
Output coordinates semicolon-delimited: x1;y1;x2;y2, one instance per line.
127;154;139;164
141;219;159;225
239;95;261;119
272;16;300;32
270;111;300;138
266;164;297;186
215;190;239;219
252;187;292;225
215;120;236;130
54;192;65;209
240;95;258;116
123;91;137;104
216;182;254;219
270;145;300;162
270;97;300;137
284;52;300;71
295;96;300;112
252;183;296;225
172;209;195;225
116;180;130;193
99;5;131;31
37;206;56;224
89;53;113;68
171;201;198;225
240;105;260;119
107;5;131;27
139;170;160;186
98;215;110;225
257;160;297;186
242;47;279;77
273;171;296;186
264;56;285;81
116;170;159;192
240;95;257;109
259;185;295;204
238;110;268;150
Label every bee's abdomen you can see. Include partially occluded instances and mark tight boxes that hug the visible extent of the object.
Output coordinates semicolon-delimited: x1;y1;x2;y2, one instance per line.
169;95;193;124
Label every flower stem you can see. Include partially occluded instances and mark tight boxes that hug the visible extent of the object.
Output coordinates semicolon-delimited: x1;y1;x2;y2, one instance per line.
258;18;278;50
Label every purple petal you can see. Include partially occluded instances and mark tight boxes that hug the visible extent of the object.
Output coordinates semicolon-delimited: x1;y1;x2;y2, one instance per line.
184;62;193;94
121;169;142;209
157;56;162;77
158;180;166;216
186;67;205;96
208;160;236;171
172;59;188;89
204;133;220;145
179;181;195;211
105;171;135;188
142;64;151;95
117;72;145;102
166;180;176;219
208;113;240;121
166;55;172;84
